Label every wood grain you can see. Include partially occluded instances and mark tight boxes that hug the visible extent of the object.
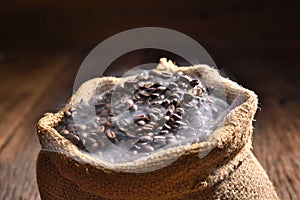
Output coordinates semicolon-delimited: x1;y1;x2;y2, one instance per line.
0;51;79;199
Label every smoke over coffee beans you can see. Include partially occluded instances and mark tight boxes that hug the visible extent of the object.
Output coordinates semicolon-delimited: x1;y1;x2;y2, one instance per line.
55;69;229;163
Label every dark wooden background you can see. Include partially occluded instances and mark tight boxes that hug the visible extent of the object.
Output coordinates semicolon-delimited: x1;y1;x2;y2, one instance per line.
0;1;299;199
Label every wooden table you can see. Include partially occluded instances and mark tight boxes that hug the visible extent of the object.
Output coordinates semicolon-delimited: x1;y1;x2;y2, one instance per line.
0;48;299;199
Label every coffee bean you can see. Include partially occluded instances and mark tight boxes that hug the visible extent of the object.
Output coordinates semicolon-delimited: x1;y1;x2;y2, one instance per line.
174;120;188;126
139;90;150;97
172;99;180;107
89;143;99;152
153;135;165;140
141;145;155;152
155;86;167;93
175;107;184;114
137;120;146;126
160;72;172;79
183;93;194;103
129;104;138;111
161;99;170;108
171;113;182;120
163;124;171;130
167;104;175;112
190;79;200;87
167;82;178;90
67;124;76;132
138;136;152;142
77;124;87;131
160;130;169;135
86;137;97;144
142;126;154;132
178;76;190;84
98;125;105;132
125;131;136;138
60;129;69;136
69;107;76;113
64;110;72;118
81;132;88;138
149;113;159;121
71;135;80;145
167;137;177;144
144;124;154;130
150;81;162;88
106;130;116;139
147;132;154;136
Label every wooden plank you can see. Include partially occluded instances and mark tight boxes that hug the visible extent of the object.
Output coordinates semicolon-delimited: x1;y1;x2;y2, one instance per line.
0;51;79;199
0;52;72;153
253;100;300;199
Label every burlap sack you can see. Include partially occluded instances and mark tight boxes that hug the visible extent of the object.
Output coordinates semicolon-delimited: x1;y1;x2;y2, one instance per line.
36;59;278;200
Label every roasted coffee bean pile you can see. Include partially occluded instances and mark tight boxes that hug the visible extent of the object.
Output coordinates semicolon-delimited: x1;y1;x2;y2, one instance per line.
56;70;227;163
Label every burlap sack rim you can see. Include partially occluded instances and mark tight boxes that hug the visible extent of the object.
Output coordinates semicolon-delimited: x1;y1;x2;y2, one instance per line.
37;60;257;173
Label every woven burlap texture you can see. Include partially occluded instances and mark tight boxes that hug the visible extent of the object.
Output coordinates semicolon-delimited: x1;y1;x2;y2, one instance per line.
36;58;278;200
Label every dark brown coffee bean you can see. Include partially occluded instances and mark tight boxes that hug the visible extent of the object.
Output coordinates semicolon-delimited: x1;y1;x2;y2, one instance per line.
149;113;159;121
140;90;150;97
172;99;180;107
164;89;173;98
150;81;162;88
153;135;165;140
86;137;97;144
77;124;87;131
60;129;70;136
167;82;178;90
174;120;188;126
144;124;154;130
141;145;155;152
178;76;190;84
64;110;72;118
161;99;170;108
106;130;116;139
129;104;138;111
143;82;153;88
81;132;88;138
155;86;167;93
137;120;146;126
71;135;81;145
142;126;153;132
148;70;162;77
163;124;171;130
154;138;166;146
160;130;169;135
164;116;170;121
147;132;154;137
99;125;105;132
150;93;160;99
99;119;111;126
138;136;152;142
171;113;182;120
167;104;175;113
183;93;194;103
166;136;177;144
190;79;200;87
89;143;99;152
67;124;76;132
160;72;172;79
175;107;184;114
125;131;136;138
124;80;137;89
